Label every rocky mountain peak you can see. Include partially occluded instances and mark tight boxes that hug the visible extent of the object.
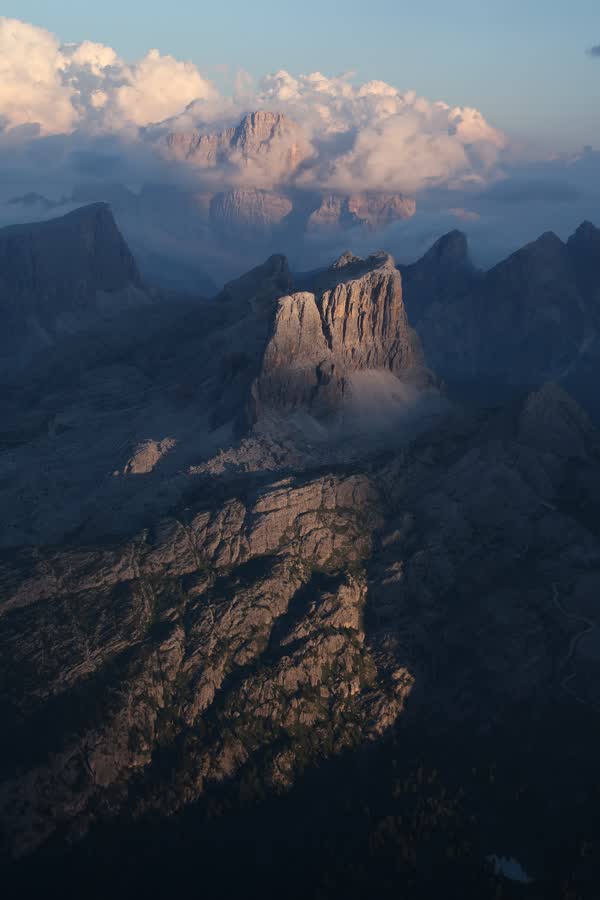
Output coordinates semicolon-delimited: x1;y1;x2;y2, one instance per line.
332;251;363;270
568;220;600;247
0;203;146;372
0;203;142;298
487;230;572;291
166;109;311;177
421;229;470;268
399;230;476;325
217;253;292;310
232;110;292;147
249;251;431;424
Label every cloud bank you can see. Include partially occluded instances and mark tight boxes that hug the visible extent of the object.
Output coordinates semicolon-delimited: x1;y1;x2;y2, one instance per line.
0;16;507;196
0;16;598;288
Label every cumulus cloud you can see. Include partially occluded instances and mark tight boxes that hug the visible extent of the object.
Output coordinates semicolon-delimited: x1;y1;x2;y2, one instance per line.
156;69;507;195
0;17;218;135
0;16;507;196
0;18;77;135
3;16;597;285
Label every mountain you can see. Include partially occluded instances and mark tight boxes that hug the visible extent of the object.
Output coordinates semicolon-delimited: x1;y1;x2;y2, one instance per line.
3;218;600;896
308;192;416;233
0;204;149;373
5;113;420;286
402;221;600;409
250;251;431;424
166;110;312;180
209;188;293;237
399;229;475;323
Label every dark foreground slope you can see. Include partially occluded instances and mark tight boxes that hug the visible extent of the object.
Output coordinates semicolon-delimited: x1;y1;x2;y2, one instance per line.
3;382;600;898
2;222;600;899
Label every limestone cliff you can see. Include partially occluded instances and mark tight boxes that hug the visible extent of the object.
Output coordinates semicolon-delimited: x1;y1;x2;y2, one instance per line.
250;251;431;422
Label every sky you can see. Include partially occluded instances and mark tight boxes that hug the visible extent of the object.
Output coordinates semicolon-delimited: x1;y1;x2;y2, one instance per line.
2;0;599;150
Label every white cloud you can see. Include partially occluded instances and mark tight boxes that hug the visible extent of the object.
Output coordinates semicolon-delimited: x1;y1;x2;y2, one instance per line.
0;16;507;195
0;17;218;134
113;49;218;127
247;70;507;193
0;18;77;135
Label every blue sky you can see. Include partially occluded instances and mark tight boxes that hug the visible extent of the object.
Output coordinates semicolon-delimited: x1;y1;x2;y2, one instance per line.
4;0;600;149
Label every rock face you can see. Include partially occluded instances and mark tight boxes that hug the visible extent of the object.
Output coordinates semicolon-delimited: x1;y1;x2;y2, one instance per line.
166;111;311;181
308;192;416;233
0;204;148;372
210;188;292;237
249;252;431;422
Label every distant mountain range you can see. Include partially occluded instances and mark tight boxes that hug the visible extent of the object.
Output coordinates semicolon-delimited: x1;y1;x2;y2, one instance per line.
7;110;418;289
400;219;600;412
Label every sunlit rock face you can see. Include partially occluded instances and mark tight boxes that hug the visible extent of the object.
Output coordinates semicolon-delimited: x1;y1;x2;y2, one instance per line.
0;468;410;856
249;251;432;424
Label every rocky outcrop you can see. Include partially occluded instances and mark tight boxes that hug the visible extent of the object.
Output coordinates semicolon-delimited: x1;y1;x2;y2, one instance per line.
0;204;148;372
250;252;431;422
308;192;416;233
0;470;408;855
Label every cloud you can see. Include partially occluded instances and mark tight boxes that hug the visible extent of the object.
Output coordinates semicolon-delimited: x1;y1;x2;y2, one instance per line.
1;16;597;286
0;17;219;135
586;45;600;57
0;16;507;197
0;18;77;135
158;70;507;195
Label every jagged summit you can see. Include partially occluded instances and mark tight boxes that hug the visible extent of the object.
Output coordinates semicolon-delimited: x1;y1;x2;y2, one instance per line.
304;250;396;298
331;250;363;270
231;110;296;150
166;109;311;176
331;249;394;272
